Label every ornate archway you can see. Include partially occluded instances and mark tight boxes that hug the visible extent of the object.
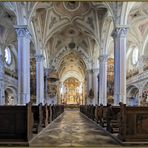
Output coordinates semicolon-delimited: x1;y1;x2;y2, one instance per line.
60;77;83;105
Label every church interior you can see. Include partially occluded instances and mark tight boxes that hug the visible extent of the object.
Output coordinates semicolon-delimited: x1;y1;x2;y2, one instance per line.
0;1;148;147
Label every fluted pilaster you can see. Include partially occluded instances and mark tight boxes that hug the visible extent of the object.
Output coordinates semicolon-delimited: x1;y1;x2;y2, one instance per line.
15;26;31;104
35;54;44;104
99;54;108;105
112;26;128;105
92;68;99;105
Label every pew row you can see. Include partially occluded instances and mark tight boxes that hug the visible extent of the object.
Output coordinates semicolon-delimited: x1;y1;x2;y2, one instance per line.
106;105;120;133
32;104;64;133
99;104;147;142
80;104;148;143
0;103;64;146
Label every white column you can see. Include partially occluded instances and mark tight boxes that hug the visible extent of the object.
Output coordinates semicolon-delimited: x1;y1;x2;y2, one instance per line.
97;74;99;104
86;69;93;104
0;55;5;105
44;68;49;104
112;26;128;105
88;69;93;92
16;26;31;104
35;54;44;104
99;55;108;106
92;68;99;105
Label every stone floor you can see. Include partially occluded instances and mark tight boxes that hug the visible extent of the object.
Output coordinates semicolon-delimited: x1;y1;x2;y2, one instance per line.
30;110;120;147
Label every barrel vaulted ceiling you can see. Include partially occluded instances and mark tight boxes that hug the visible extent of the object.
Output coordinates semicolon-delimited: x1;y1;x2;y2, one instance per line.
0;2;148;81
29;2;110;81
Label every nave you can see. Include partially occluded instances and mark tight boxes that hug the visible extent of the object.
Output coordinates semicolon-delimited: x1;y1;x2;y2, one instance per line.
1;2;148;147
30;110;119;147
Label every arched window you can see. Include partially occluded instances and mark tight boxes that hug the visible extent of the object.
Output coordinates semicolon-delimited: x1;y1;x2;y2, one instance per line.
4;46;12;65
132;47;139;65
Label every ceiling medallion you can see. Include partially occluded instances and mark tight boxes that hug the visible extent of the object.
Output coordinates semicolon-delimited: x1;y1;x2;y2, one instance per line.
63;2;80;11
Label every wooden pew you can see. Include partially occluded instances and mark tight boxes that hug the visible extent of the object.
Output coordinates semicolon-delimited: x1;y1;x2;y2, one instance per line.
118;104;148;142
0;102;33;145
90;105;96;120
52;105;64;120
95;105;103;124
47;105;52;123
48;105;64;123
80;105;86;115
106;105;120;133
51;105;56;120
42;104;48;127
101;106;108;127
32;103;43;133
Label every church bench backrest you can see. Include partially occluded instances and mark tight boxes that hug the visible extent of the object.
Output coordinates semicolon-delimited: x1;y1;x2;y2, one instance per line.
118;104;148;142
32;103;43;133
42;104;48;127
0;102;33;141
106;106;120;133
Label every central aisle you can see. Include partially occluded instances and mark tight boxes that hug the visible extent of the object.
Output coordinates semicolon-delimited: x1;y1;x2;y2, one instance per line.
30;110;120;147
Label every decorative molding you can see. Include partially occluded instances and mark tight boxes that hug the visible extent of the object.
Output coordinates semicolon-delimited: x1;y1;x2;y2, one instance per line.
111;26;128;38
4;75;17;88
127;70;148;86
87;69;93;73
87;68;99;74
35;54;45;62
15;25;31;38
63;2;80;11
92;68;99;73
99;54;108;62
53;47;90;70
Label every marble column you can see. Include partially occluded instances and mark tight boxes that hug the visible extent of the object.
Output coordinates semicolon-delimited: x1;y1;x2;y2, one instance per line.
99;55;108;106
0;55;5;105
86;69;93;104
112;26;128;105
92;68;99;105
97;74;99;104
87;69;93;92
35;54;44;104
44;68;49;104
16;26;31;104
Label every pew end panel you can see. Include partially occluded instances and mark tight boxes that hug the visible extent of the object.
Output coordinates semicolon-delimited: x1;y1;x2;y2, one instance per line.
0;102;33;145
118;105;148;142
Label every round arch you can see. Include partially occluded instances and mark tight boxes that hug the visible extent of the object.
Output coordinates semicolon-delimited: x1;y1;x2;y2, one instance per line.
4;86;17;105
127;85;139;106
